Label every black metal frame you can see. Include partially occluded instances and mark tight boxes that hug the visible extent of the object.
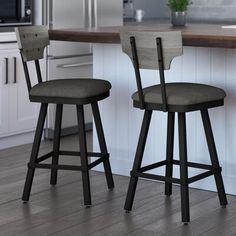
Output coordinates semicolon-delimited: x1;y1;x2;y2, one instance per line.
124;110;227;223
21;54;114;206
130;159;221;185
130;36;145;109
130;37;168;112
124;36;227;223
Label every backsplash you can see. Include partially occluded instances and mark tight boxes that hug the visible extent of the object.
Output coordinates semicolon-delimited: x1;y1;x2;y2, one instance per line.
188;0;236;22
129;0;236;23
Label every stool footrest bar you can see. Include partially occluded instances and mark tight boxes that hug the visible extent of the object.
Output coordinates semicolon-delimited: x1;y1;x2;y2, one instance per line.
59;150;106;158
188;168;221;184
88;155;109;169
139;159;214;174
139;160;167;172
36;151;53;163
132;167;221;185
133;171;181;184
172;160;213;170
29;163;83;171
29;154;109;172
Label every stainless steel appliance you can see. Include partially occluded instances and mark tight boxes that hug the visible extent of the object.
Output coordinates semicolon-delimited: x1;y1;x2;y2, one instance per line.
0;0;33;26
44;0;122;138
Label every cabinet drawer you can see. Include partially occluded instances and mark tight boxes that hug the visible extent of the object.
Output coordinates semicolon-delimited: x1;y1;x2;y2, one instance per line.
0;33;17;50
48;55;93;80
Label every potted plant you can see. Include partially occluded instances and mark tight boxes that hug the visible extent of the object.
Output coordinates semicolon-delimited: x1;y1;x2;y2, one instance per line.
167;0;192;26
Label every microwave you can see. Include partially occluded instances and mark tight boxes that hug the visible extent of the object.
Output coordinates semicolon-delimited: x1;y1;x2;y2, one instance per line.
0;0;33;26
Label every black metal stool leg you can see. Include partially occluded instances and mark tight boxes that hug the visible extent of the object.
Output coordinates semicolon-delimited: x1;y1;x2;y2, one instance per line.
124;110;152;212
201;109;228;207
50;104;63;185
77;105;91;206
22;103;48;202
178;112;190;223
92;102;114;189
165;112;175;196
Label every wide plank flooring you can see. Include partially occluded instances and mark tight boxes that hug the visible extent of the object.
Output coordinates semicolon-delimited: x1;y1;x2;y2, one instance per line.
0;132;235;236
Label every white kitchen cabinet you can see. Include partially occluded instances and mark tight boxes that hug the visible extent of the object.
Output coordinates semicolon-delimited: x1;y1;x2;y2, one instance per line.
0;34;39;141
0;51;9;136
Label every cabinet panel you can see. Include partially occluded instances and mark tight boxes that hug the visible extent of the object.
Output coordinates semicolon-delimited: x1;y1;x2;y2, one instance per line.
8;53;39;134
0;45;40;138
0;52;9;136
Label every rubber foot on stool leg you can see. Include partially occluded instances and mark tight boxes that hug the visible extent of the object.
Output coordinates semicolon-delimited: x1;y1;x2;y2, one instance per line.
222;205;227;209
85;205;91;208
125;210;131;214
183;222;189;226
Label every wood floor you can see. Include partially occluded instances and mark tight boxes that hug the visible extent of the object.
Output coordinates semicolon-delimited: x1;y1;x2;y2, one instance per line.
0;132;236;236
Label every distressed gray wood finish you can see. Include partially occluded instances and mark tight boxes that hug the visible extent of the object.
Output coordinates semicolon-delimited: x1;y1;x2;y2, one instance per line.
0;132;235;235
119;30;183;70
15;26;49;62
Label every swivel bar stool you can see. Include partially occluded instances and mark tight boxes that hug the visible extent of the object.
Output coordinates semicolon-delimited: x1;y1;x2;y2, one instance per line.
15;26;114;206
120;29;227;223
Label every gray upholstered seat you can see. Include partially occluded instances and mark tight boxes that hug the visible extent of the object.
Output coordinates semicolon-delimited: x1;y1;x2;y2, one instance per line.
30;78;111;104
132;82;226;105
132;82;226;112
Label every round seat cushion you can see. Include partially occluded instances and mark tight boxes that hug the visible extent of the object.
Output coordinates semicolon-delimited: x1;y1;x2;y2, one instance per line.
30;78;111;104
132;82;226;106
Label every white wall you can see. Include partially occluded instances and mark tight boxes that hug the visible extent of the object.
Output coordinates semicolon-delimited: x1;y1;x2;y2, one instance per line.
132;0;236;22
133;0;169;19
188;0;236;22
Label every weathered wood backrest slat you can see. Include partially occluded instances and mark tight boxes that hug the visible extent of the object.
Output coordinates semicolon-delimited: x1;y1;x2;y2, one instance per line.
15;26;49;62
119;29;183;70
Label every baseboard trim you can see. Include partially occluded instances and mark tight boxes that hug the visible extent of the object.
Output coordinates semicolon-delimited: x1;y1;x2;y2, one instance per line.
44;122;93;140
0;131;36;150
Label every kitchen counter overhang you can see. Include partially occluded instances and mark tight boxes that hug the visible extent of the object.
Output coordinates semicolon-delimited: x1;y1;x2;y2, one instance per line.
49;22;236;48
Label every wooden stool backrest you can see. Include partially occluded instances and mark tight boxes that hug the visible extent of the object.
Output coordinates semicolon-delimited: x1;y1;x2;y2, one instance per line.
120;29;183;70
15;26;49;92
15;26;49;62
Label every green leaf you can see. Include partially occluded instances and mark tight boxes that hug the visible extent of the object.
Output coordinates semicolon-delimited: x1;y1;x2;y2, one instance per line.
167;0;191;12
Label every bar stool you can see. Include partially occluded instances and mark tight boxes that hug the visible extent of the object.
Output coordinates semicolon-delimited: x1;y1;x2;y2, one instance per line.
15;26;114;206
119;29;227;223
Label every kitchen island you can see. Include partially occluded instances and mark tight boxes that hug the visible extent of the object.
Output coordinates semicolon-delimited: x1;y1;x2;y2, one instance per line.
49;23;236;195
49;22;236;48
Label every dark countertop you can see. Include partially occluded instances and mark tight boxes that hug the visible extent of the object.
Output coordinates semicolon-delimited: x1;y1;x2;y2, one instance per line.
49;21;236;48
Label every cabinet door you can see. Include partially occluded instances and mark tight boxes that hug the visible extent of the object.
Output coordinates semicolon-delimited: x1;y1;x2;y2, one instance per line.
0;51;9;136
8;51;39;134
